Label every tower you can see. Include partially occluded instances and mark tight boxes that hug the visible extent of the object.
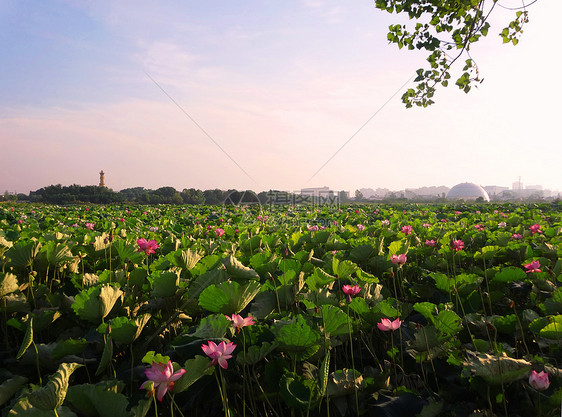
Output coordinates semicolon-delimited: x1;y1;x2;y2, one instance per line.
99;170;106;187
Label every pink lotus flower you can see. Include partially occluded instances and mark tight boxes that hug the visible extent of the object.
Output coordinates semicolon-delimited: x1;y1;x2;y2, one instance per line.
377;318;402;331
149;226;158;232
401;225;413;235
85;223;95;230
201;341;236;369
474;224;485;231
137;238;159;255
425;239;436;247
498;222;507;228
308;225;319;232
529;370;549;390
524;260;541;273
529;224;542;234
390;254;407;265
17;220;23;224
422;223;431;228
342;284;361;297
140;360;186;401
452;240;464;251
512;233;523;239
357;224;365;231
225;314;255;333
215;228;225;237
381;219;390;227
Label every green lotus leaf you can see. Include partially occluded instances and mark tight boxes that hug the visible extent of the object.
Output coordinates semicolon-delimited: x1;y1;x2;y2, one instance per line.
223;255;260;280
8;397;77;417
16;316;33;359
388;240;408;256
98;314;150;345
376;300;399;319
42;241;74;268
431;272;453;293
95;337;113;376
191;314;230;339
413;302;438;321
279;372;319;410
173;355;215;393
249;291;277;319
128;399;151;417
28;362;82;410
142;351;170;365
433;310;462;336
539;318;562;340
306;268;336;291
410;326;441;352
236;342;278;366
72;287;102;322
0;375;28;407
356;269;379;283
52;338;88;361
331;258;357;280
349;244;377;263
492;314;517;334
319;305;350;337
151;271;179;298
198;280;261;314
6;241;41;268
240;236;262;254
492;267;526;283
349;297;369;315
249;251;273;268
318;352;330;397
112;239;143;265
273;315;320;352
278;269;298;285
188;268;228;299
66;382;129;417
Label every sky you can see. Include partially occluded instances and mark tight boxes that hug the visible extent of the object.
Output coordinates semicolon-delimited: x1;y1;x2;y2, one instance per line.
1;0;560;195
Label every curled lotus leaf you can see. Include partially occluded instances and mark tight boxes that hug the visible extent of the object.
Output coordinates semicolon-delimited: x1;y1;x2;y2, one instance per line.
0;272;19;297
326;369;364;397
463;351;531;385
99;285;123;319
28;362;82;410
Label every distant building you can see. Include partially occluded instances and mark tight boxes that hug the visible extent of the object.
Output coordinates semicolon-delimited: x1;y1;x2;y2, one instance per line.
300;186;333;196
446;183;490;202
483;185;509;198
99;170;106;187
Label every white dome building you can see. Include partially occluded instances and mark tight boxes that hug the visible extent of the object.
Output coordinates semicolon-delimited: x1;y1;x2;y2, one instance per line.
446;183;490;202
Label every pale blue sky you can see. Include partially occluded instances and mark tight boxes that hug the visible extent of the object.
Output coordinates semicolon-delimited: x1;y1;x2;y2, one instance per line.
1;0;560;194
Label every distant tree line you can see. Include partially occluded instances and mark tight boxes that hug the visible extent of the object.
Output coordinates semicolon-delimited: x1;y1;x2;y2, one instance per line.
9;185;349;205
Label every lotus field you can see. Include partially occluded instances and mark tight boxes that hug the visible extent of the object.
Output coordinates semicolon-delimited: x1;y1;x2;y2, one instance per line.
1;203;562;416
